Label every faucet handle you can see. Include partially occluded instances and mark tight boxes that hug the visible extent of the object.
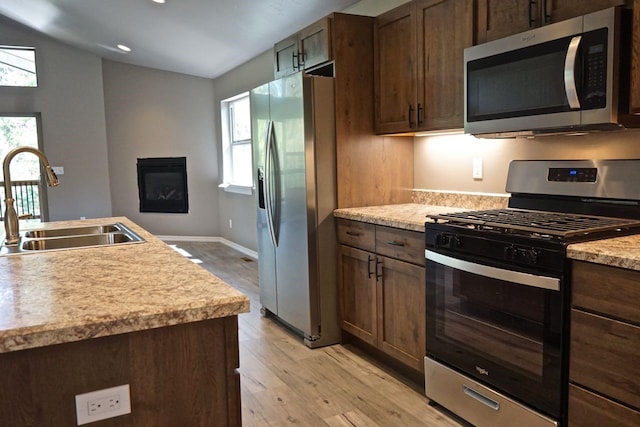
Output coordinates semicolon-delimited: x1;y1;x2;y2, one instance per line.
18;213;34;220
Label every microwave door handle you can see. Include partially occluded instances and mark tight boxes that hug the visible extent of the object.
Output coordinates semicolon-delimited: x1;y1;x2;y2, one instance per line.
425;249;560;291
564;35;582;109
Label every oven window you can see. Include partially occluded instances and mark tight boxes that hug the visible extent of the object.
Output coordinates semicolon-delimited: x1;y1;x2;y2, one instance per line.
430;263;561;381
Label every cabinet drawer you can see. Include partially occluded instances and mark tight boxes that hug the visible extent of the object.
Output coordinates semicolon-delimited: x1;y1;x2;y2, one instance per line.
375;225;424;265
570;309;640;409
569;384;640;427
336;219;375;252
572;260;640;324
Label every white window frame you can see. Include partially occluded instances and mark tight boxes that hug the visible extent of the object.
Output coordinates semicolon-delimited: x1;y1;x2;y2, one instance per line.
219;92;253;195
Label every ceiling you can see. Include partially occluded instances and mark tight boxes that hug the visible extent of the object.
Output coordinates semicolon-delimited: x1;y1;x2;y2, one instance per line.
0;0;362;79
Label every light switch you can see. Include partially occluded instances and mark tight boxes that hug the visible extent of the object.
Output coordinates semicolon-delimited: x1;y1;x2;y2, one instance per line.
52;166;64;175
473;158;483;180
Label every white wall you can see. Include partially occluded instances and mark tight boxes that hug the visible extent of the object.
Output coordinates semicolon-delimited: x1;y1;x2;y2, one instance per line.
102;60;219;237
0;15;112;220
213;51;273;252
414;130;640;194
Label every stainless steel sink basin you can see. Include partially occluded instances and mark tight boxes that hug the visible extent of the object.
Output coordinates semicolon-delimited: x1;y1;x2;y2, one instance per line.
22;233;137;251
0;222;145;255
24;224;121;238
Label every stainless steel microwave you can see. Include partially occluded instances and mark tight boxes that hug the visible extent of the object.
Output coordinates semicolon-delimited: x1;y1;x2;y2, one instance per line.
464;7;630;138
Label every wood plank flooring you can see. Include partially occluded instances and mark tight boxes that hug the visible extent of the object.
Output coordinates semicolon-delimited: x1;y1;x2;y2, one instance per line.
166;241;465;427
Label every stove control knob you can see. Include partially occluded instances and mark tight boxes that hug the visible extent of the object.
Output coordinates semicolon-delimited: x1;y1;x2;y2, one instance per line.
504;245;515;260
515;248;539;264
435;234;462;249
436;234;450;247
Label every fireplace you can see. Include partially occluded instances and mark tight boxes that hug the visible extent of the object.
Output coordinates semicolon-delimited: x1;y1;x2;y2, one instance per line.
137;157;188;213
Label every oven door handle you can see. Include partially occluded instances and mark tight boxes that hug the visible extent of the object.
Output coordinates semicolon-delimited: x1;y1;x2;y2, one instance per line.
425;250;560;291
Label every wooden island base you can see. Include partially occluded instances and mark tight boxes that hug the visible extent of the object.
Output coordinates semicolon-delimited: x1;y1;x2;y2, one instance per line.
0;316;241;426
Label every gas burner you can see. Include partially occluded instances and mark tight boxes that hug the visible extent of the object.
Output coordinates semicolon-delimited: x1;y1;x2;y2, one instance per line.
428;208;640;240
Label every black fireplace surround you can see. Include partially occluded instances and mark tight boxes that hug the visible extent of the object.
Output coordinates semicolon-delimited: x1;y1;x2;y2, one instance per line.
137;157;189;213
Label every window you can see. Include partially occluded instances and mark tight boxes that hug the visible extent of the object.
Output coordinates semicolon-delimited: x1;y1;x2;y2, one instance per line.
220;92;252;194
0;114;49;221
0;46;37;87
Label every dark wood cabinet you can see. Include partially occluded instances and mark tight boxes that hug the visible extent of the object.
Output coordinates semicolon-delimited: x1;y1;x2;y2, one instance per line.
337;219;426;372
477;0;629;43
632;0;640;114
0;317;241;426
274;17;331;78
374;0;473;134
416;0;474;130
568;260;640;426
374;2;416;134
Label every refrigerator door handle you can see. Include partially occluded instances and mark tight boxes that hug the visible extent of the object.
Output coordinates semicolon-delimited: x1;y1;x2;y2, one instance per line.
264;120;278;247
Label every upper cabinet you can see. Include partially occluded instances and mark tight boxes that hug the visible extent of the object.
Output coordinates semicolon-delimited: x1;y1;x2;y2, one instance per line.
374;3;416;134
477;0;630;43
632;0;640;114
374;0;474;134
274;18;332;78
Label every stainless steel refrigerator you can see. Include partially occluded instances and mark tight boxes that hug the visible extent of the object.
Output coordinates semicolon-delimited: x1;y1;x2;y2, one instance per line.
251;72;339;348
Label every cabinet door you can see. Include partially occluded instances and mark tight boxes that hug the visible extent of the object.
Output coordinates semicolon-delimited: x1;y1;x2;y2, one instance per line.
416;0;474;131
374;2;417;134
477;0;538;44
299;18;332;71
338;245;377;345
377;256;426;372
631;0;640;114
570;309;640;409
545;0;628;24
274;34;299;79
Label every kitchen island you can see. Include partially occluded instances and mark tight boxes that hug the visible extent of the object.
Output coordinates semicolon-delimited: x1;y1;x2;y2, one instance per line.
0;217;249;426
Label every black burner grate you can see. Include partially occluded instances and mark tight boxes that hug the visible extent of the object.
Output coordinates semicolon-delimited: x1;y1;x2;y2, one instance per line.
429;208;640;238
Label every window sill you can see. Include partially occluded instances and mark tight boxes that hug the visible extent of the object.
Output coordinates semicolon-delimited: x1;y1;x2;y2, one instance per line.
218;183;253;195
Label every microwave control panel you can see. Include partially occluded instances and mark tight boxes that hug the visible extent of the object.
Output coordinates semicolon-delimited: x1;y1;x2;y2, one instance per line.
581;28;608;109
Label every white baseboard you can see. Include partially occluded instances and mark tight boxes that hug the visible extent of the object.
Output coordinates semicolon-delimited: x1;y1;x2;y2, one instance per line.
157;235;258;259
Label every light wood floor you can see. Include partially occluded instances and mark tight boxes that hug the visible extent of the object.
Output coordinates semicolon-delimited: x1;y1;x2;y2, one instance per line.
167;241;465;427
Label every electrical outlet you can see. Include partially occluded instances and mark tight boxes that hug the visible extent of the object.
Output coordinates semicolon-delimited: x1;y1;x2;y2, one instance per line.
75;384;131;425
473;158;483;180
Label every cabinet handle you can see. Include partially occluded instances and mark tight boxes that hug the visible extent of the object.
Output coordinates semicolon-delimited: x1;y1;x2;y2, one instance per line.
528;0;537;27
543;0;550;24
386;240;405;247
376;258;383;281
408;104;415;128
346;231;361;237
292;52;299;71
417;103;424;126
367;255;374;279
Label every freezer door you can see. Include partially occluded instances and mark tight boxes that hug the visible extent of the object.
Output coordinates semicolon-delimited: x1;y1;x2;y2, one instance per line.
251;83;278;314
269;73;314;335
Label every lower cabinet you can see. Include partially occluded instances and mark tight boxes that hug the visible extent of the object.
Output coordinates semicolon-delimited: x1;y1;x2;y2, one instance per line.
568;260;640;427
337;218;425;372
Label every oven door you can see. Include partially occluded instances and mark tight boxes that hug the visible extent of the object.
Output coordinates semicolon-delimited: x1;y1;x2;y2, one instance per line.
425;249;565;418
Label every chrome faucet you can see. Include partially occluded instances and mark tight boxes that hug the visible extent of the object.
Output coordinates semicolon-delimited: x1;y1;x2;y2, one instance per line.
2;147;59;246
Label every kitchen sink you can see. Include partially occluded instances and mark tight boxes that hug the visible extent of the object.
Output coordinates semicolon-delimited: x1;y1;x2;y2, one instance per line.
24;224;121;238
0;222;145;255
22;232;138;251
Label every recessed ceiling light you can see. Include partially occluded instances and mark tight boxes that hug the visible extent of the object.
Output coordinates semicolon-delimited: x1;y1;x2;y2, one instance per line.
152;0;166;3
117;44;131;52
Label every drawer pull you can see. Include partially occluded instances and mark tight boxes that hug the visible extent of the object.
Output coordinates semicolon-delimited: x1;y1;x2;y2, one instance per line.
367;255;374;279
386;240;405;247
463;385;500;411
346;231;361;237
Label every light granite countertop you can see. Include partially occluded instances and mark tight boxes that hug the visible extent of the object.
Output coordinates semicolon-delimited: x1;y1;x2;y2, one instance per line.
567;234;640;271
333;203;468;232
335;203;640;271
0;217;250;353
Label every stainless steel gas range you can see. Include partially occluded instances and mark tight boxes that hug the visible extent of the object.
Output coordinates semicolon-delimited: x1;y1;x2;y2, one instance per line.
424;160;640;427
